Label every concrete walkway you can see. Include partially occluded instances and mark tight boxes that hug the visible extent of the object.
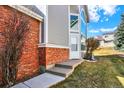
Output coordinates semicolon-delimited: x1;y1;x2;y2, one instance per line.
12;73;65;88
11;59;83;88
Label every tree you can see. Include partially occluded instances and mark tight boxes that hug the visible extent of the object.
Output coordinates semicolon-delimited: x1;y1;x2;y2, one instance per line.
114;14;124;50
0;11;30;87
84;38;100;60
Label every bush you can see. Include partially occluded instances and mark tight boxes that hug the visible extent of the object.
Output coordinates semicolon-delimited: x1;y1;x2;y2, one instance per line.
84;38;100;60
0;10;30;87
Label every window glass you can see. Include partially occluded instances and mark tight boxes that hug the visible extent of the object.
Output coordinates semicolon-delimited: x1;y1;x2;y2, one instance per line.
105;35;108;38
41;22;44;43
71;44;78;51
70;15;78;30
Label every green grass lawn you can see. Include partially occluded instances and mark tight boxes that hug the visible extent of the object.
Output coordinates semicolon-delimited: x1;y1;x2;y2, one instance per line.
51;55;124;88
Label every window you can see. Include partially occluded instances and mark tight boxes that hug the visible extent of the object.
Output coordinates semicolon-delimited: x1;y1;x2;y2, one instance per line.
71;37;78;51
41;22;44;43
104;40;113;43
71;44;78;51
70;15;79;30
105;35;108;38
81;44;86;50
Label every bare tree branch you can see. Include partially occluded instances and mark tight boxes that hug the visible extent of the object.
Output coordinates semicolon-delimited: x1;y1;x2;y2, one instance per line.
84;38;100;60
0;10;30;87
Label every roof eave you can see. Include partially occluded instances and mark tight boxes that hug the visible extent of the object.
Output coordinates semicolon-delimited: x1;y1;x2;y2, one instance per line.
83;5;90;23
9;5;43;22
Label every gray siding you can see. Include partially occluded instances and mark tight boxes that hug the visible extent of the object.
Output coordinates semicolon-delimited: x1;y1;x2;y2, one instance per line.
48;5;69;47
70;5;79;14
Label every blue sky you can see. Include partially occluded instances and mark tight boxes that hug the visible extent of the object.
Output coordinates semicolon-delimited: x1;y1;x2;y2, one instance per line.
81;5;124;38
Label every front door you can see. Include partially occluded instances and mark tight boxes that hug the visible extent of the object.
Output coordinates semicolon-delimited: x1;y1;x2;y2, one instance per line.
70;34;80;59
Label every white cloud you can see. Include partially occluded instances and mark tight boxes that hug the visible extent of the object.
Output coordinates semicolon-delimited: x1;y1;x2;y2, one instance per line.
88;5;118;22
89;26;117;34
100;26;117;32
99;5;117;16
89;29;99;33
88;5;100;22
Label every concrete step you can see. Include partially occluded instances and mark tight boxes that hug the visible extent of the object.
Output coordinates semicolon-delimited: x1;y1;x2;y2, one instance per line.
55;59;82;69
46;67;73;77
55;64;73;69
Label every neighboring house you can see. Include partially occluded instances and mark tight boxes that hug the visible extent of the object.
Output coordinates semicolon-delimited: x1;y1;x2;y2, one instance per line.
0;5;89;84
95;32;115;48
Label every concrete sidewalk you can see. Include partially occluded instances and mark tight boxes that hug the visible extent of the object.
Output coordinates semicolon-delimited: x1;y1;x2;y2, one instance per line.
11;59;83;88
12;73;65;88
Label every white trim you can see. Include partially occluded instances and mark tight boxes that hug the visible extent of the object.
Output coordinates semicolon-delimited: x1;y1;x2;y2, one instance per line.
38;43;69;49
80;8;86;25
9;5;43;21
44;5;48;43
68;5;71;59
70;30;80;33
70;13;79;16
80;7;88;25
39;22;42;43
69;6;81;59
70;33;81;59
70;13;80;33
79;6;81;59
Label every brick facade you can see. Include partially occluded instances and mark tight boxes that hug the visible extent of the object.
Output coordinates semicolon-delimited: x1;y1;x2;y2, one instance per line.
0;5;70;86
0;6;41;82
0;67;2;85
39;47;69;67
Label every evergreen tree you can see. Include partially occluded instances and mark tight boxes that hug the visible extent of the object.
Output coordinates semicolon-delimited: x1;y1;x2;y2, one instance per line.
114;14;124;50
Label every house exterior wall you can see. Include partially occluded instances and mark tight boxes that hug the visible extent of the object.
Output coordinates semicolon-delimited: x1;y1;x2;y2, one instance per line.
39;47;69;69
70;5;79;14
48;5;69;47
99;40;104;47
81;34;86;51
38;5;70;68
100;41;115;48
81;36;86;46
103;34;114;41
102;42;115;47
0;6;41;82
100;34;115;48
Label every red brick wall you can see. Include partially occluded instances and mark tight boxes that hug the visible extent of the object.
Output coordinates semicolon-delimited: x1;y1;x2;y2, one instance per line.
39;47;69;67
0;5;41;82
0;67;2;85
